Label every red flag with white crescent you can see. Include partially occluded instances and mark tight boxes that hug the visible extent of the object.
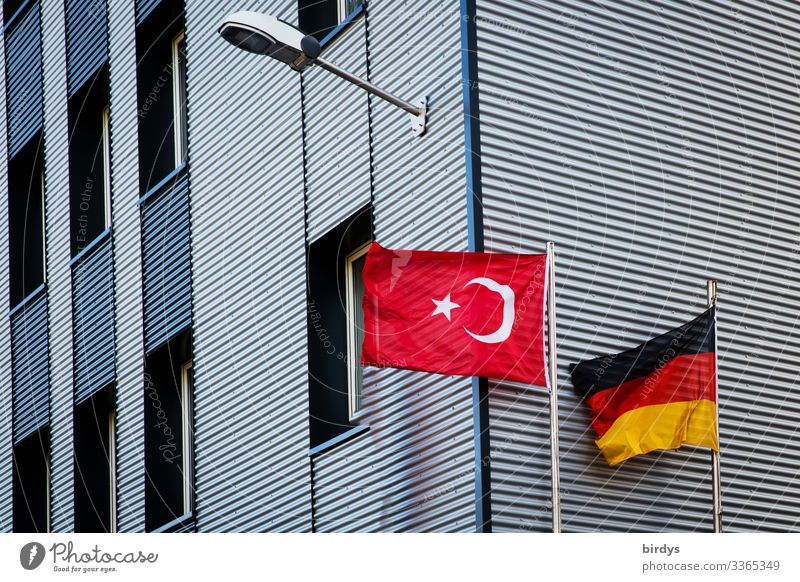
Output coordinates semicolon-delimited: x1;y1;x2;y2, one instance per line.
360;242;548;386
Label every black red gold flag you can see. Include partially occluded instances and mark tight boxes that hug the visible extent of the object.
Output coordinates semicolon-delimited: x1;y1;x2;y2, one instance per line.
570;309;718;465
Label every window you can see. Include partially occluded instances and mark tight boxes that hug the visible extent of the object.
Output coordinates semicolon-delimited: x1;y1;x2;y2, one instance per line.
109;410;117;533
298;0;362;40
103;106;111;226
12;428;49;533
180;361;193;514
74;388;115;533
8;136;45;307
345;242;369;419
68;68;111;256
338;0;361;21
307;207;371;447
172;31;187;166
135;2;185;193
144;330;193;531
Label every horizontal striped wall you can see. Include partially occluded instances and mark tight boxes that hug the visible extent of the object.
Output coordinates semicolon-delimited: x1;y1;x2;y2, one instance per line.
65;0;108;97
476;0;800;532
42;0;76;533
73;234;115;404
4;0;43;158
312;1;475;532
108;0;146;533
303;16;370;242
0;8;11;530
141;167;192;353
11;291;49;445
187;0;311;532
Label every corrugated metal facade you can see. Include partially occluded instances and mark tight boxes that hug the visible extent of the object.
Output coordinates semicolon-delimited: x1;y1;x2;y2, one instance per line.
2;0;799;534
187;0;311;532
4;0;42;158
65;0;108;97
41;0;75;533
475;0;800;532
303;18;370;243
0;10;11;531
109;0;146;533
73;234;115;404
141;167;192;353
11;291;49;445
311;1;475;532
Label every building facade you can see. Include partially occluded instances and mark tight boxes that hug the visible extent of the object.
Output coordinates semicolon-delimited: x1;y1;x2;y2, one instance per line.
1;0;799;533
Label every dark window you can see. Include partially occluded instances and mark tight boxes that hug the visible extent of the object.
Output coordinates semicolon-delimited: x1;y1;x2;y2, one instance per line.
135;0;185;194
8;135;45;307
307;206;371;447
12;427;49;533
74;387;115;533
3;0;28;24
144;330;193;531
298;0;361;40
68;67;110;256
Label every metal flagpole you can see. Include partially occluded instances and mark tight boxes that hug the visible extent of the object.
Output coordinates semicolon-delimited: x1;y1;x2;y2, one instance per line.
707;279;723;533
547;242;561;533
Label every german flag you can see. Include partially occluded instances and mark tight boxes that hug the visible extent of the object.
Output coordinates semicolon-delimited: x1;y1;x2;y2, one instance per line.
570;309;718;466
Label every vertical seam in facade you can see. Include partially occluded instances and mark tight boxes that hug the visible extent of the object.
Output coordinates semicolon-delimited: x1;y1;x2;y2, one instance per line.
459;0;491;533
299;70;316;534
364;0;375;241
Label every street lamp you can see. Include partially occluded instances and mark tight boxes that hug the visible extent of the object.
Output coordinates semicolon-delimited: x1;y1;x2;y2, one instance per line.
219;11;428;136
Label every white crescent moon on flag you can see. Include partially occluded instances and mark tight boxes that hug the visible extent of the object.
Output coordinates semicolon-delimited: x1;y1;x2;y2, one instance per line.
462;278;515;344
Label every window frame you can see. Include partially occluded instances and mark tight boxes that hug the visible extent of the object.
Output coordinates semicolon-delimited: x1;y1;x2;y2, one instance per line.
44;451;50;532
108;410;117;533
337;0;360;22
172;31;187;168
39;170;46;284
180;360;193;515
101;105;112;229
345;241;370;420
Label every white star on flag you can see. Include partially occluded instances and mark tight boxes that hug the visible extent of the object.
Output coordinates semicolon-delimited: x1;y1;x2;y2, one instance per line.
431;294;460;321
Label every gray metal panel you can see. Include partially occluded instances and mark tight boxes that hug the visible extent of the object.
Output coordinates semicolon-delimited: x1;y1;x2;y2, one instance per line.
65;0;108;97
73;235;115;404
109;0;146;533
0;11;12;532
475;0;800;532
303;17;370;242
312;1;474;532
488;381;553;532
41;0;75;532
187;0;311;532
141;168;192;353
4;0;43;158
11;291;49;444
313;371;475;532
136;0;161;25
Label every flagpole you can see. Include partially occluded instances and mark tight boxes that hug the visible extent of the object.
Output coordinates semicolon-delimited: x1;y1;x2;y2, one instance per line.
547;242;561;533
707;279;723;533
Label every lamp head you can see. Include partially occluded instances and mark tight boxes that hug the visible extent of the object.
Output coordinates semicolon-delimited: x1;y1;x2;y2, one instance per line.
219;11;320;71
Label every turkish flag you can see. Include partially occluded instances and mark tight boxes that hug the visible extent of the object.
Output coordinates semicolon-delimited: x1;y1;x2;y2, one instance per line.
361;242;548;386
